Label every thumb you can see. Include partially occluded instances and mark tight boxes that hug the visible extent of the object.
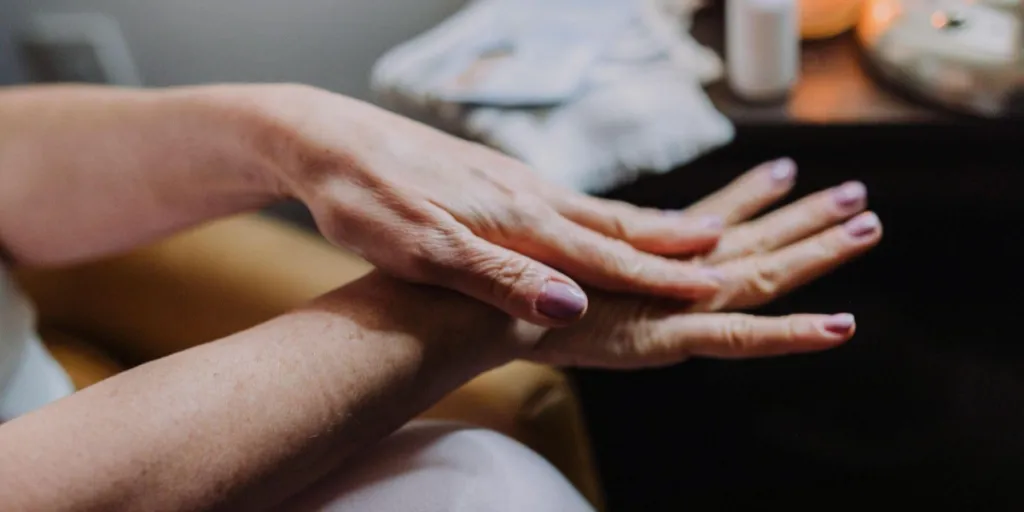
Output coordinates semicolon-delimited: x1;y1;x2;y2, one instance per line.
428;237;589;328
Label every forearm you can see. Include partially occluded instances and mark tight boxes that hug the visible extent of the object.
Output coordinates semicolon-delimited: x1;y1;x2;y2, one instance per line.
0;84;287;266
0;273;522;511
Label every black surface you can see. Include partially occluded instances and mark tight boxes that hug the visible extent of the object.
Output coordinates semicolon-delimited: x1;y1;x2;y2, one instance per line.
574;125;1024;510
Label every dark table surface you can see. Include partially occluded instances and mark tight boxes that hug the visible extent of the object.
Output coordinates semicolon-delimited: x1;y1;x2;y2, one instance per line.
576;134;1024;511
570;10;1024;511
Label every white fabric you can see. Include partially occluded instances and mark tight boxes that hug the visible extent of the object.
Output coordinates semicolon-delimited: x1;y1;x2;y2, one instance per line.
0;264;75;421
372;0;734;193
284;421;595;512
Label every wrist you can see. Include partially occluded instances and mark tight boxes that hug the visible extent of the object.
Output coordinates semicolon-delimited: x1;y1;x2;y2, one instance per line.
179;83;366;201
322;272;546;374
161;84;303;202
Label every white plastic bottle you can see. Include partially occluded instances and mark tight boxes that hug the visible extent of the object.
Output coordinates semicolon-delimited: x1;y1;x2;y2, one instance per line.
726;0;801;102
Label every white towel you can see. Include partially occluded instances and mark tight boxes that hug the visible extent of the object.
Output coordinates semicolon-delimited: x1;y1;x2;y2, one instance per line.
372;0;734;193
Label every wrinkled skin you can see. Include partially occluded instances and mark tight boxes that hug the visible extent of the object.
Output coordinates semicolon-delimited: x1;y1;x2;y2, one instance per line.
252;85;737;327
528;164;881;369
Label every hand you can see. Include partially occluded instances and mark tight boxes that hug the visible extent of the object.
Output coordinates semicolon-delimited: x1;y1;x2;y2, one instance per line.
242;85;728;327
527;162;883;368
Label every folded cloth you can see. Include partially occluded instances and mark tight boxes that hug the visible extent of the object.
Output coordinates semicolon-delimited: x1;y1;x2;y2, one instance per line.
372;0;734;193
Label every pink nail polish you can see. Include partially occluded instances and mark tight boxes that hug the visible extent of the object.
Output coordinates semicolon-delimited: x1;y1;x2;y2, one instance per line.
823;314;856;334
537;281;587;320
701;267;727;283
768;158;796;184
833;181;867;210
844;212;880;238
699;215;724;229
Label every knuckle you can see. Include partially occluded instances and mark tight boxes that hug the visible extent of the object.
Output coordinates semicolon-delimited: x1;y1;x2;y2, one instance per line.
487;199;551;242
731;227;772;257
784;316;802;343
470;206;512;241
403;227;468;280
723;315;757;352
403;240;448;281
499;186;540;211
583;200;639;240
600;241;647;279
606;214;632;242
483;254;536;302
620;304;659;349
797;236;845;270
744;259;781;298
749;233;776;255
444;238;540;304
821;231;849;255
509;199;550;228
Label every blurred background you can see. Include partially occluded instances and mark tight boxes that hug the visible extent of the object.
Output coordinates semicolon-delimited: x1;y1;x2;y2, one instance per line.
3;1;1024;510
0;0;464;96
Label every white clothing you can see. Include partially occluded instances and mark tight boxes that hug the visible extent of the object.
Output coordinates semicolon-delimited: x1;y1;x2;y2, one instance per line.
284;421;596;511
0;263;75;421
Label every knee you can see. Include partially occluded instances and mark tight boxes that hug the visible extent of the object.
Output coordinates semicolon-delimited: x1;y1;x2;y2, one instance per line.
290;421;594;512
404;421;592;507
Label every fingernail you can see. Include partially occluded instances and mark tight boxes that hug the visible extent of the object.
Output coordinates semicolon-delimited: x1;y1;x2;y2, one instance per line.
768;158;796;184
823;313;856;334
844;212;881;238
699;215;724;229
537;280;588;321
833;181;867;210
701;267;727;283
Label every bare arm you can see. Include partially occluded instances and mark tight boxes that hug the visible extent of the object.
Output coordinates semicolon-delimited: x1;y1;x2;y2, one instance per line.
0;85;285;266
0;159;882;511
0;273;520;511
0;83;732;326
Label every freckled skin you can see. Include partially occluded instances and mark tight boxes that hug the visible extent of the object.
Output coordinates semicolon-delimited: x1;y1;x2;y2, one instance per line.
0;84;879;511
1;83;735;327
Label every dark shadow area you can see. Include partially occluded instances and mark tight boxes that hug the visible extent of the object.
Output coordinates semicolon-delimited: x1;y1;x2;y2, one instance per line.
574;124;1024;510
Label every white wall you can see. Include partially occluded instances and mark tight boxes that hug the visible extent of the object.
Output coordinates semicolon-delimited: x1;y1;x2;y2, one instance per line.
1;0;467;98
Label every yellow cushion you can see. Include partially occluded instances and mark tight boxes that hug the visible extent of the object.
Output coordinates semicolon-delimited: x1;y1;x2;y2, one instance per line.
40;328;123;390
20;215;604;509
801;0;863;39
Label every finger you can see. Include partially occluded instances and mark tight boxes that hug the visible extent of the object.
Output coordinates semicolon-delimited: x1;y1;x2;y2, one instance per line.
684;158;797;225
700;211;883;311
662;313;856;360
706;181;868;264
508;215;724;301
410;229;590;328
554;195;723;255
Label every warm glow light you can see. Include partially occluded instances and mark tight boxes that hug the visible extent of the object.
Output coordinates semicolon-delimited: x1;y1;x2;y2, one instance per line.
801;0;865;39
857;0;903;44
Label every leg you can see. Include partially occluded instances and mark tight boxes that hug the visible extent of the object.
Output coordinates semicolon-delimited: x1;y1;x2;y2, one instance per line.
284;421;594;512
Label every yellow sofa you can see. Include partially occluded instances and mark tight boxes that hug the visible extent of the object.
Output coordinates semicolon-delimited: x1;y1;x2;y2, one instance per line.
13;214;604;509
